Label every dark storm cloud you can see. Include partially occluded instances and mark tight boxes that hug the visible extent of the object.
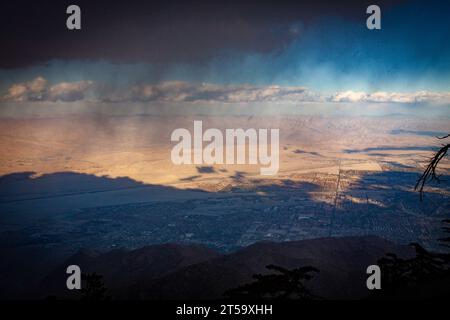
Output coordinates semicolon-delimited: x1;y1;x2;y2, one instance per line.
0;0;405;68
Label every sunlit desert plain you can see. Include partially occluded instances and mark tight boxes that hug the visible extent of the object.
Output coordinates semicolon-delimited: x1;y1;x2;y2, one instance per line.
0;114;449;254
1;115;448;188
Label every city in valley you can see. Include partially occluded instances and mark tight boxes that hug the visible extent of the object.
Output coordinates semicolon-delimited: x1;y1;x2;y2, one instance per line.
1;115;448;259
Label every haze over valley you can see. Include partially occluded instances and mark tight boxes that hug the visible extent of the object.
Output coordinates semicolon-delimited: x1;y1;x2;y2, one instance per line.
1;115;448;257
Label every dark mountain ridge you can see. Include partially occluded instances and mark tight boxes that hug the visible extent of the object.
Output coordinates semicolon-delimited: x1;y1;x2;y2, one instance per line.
42;236;414;300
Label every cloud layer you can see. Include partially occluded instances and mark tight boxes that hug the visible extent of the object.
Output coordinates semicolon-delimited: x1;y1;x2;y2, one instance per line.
3;77;94;102
330;90;450;104
100;81;318;103
2;77;450;105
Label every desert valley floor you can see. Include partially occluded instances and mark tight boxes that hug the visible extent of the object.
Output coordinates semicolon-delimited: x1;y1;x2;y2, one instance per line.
0;115;449;256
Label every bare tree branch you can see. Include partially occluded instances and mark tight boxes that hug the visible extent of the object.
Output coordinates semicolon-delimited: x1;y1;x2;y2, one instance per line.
415;134;450;200
437;134;450;140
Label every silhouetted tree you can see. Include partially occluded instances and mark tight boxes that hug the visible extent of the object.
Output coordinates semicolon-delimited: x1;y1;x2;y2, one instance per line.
80;272;110;301
224;265;320;300
372;221;450;299
415;134;449;200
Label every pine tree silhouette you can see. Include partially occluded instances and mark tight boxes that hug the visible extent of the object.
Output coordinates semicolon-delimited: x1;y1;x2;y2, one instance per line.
224;265;320;300
372;220;450;299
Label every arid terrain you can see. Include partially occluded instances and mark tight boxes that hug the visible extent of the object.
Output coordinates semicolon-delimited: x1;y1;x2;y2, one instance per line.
0;114;449;298
1;115;449;186
1;115;449;245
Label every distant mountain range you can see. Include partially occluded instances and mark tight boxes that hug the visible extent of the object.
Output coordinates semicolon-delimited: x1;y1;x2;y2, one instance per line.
41;236;414;300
